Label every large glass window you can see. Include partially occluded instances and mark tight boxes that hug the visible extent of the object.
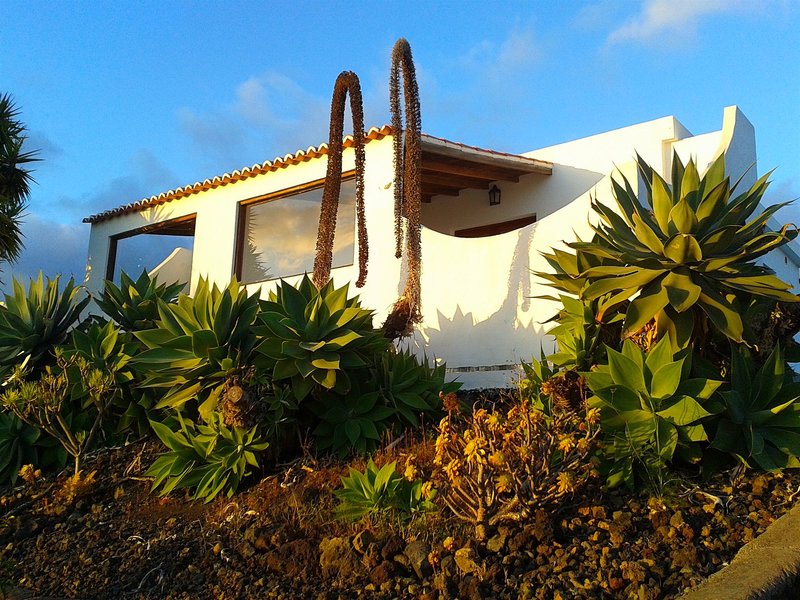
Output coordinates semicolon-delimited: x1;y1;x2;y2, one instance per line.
238;178;355;282
107;216;195;286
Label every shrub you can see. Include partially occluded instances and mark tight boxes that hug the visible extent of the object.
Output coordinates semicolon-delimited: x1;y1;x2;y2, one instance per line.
334;458;435;521
67;319;155;437
134;278;260;422
0;411;64;485
1;351;114;475
433;397;599;540
95;270;184;332
0;273;90;379
706;344;800;472
311;378;394;457
146;413;269;502
371;349;458;428
584;337;721;489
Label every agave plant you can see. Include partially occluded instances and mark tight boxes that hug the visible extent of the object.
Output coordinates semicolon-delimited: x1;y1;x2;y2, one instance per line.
372;349;459;428
334;459;434;521
0;411;65;485
146;413;269;502
585;337;721;488
557;153;797;349
0;273;90;378
95;270;184;332
67;320;155;436
546;295;623;370
709;344;800;471
256;275;388;402
311;377;395;456
133;278;260;422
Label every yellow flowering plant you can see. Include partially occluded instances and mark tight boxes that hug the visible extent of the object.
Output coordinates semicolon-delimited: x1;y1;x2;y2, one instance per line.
433;394;599;540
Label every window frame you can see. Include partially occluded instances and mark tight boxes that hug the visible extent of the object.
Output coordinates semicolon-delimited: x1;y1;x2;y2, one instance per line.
105;213;197;282
234;170;356;283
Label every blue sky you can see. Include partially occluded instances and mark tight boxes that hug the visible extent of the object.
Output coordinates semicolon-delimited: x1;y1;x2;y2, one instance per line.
1;0;798;289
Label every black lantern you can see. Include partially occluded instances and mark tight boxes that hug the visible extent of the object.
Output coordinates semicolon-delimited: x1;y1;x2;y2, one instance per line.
488;184;501;206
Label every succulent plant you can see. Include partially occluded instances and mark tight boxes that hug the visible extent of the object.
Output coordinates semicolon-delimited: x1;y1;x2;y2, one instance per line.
147;413;269;503
95;270;184;332
371;349;458;428
334;459;434;521
256;275;388;402
546;295;623;371
547;153;798;349
0;411;65;485
709;344;800;471
434;399;599;540
584;337;721;488
311;377;395;456
134;278;260;422
67;320;156;437
0;273;90;378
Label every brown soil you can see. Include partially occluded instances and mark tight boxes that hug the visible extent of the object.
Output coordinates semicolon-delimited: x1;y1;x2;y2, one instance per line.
1;439;799;599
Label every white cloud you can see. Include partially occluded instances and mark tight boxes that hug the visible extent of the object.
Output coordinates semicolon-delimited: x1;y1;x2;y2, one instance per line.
2;215;89;291
459;25;541;77
608;0;750;45
177;71;333;172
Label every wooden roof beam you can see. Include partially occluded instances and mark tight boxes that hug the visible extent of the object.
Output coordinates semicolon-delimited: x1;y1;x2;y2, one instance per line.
421;183;462;197
420;136;553;175
422;154;522;182
421;172;493;189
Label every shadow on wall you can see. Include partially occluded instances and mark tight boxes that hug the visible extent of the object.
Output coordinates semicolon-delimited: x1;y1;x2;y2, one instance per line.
409;221;557;368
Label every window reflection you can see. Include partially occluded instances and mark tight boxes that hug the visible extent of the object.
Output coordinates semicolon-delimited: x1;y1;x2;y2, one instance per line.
239;179;355;282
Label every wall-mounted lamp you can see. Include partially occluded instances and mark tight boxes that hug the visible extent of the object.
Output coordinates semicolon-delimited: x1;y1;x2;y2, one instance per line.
489;184;501;206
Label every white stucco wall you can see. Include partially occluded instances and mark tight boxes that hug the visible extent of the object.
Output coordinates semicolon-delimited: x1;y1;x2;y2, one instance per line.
148;247;193;292
85;106;800;388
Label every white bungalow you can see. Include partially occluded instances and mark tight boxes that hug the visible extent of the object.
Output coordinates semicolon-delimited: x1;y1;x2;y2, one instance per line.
83;106;800;388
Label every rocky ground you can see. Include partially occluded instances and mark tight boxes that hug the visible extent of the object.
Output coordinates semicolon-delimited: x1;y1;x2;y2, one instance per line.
1;437;799;599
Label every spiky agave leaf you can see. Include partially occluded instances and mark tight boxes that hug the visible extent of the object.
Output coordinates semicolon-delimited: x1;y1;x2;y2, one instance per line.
95;270;184;332
564;153;797;348
133;277;260;422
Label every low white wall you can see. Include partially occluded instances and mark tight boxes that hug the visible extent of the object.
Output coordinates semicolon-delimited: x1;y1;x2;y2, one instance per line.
148;247;193;292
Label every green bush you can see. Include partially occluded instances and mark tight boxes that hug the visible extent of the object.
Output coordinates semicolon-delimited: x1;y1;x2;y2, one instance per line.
67;320;154;437
584;337;721;489
311;377;395;456
95;270;184;332
310;350;459;456
334;459;435;521
134;278;260;422
0;411;65;485
707;344;800;472
0;273;90;378
1;352;114;475
371;349;457;428
146;414;269;502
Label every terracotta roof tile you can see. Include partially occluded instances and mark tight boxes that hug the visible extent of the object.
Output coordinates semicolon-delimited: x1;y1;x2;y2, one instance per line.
83;125;392;224
83;125;550;224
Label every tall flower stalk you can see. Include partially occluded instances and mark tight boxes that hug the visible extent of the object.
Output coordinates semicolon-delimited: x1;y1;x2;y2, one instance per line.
313;71;368;289
384;38;423;338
